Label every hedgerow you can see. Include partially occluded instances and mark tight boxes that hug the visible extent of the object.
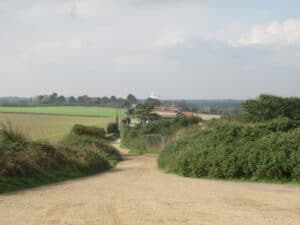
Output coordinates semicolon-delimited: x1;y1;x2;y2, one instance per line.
0;124;120;193
158;117;300;182
72;124;106;138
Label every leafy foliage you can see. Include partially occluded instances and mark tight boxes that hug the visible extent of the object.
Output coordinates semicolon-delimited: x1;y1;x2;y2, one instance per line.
0;92;138;108
243;94;300;121
107;122;120;135
158;118;300;182
0;125;120;193
134;103;156;119
72;124;106;138
121;116;201;153
144;98;161;107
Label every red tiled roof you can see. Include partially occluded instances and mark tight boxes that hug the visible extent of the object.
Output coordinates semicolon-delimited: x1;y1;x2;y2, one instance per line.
181;112;194;117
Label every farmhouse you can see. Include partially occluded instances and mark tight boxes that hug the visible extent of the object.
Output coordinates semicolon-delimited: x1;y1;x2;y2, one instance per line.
154;105;167;111
154;104;183;113
181;111;194;117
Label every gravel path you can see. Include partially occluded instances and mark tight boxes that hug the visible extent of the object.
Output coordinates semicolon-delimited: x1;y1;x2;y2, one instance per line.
0;142;300;225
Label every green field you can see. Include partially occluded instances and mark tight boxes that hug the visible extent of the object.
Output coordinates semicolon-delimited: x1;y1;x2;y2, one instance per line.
0;113;115;143
0;106;124;117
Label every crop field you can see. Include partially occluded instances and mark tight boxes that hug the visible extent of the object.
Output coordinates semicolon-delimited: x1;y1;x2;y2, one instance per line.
0;106;124;117
0;113;115;143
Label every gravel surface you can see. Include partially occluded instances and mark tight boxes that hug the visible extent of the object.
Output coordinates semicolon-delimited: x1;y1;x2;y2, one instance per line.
0;142;299;225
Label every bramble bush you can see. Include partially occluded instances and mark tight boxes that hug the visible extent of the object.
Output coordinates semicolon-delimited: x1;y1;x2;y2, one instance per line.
158;118;300;182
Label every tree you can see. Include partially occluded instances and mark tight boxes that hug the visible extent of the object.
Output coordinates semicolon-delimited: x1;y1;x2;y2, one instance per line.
110;96;117;102
33;95;44;105
135;103;153;116
127;94;138;106
102;97;110;104
94;97;103;105
40;95;50;104
145;98;161;107
56;95;66;104
77;95;90;104
134;103;161;121
67;96;77;104
49;93;58;103
243;94;300;121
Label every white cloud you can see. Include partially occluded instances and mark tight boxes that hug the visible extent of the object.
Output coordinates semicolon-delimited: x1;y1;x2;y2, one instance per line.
155;30;188;48
233;19;300;46
114;53;155;65
0;1;300;98
17;36;84;66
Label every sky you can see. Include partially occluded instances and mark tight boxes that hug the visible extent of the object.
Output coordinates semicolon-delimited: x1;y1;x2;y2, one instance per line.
0;0;300;99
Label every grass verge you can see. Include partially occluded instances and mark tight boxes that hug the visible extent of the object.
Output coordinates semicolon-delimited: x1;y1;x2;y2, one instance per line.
0;124;120;194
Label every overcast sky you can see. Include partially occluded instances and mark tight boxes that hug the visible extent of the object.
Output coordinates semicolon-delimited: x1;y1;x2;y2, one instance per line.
0;0;300;99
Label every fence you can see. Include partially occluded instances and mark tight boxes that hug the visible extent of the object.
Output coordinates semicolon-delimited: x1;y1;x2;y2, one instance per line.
143;134;167;151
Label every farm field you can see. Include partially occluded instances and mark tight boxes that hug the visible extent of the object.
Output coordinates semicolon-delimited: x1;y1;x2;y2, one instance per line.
0;113;115;143
0;106;124;117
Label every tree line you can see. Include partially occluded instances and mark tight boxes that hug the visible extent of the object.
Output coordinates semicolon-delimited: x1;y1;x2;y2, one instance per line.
242;94;300;121
0;93;138;108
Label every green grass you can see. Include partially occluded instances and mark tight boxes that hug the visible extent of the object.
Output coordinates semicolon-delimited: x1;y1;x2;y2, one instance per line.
0;113;115;143
121;116;201;154
0;106;124;117
0;127;121;193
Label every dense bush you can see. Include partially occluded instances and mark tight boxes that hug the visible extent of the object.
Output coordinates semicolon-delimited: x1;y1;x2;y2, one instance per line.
158;118;300;182
107;122;119;135
0;135;68;177
58;134;121;169
121;116;201;153
243;94;300;121
0;125;120;193
72;124;106;138
256;116;300;132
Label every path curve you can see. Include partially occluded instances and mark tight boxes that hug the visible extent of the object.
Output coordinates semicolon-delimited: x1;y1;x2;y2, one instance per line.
0;141;300;225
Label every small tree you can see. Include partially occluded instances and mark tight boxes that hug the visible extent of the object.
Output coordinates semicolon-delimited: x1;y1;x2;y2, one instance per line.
67;96;77;104
127;94;138;105
243;94;300;121
107;122;119;135
145;98;161;107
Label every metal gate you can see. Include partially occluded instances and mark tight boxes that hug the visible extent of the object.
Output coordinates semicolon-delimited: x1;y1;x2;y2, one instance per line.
143;134;167;151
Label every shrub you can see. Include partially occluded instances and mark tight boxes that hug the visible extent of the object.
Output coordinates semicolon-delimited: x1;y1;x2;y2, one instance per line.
158;120;300;182
0;125;120;193
107;122;119;135
59;134;121;169
72;124;106;138
0;128;69;177
242;94;300;121
121;116;201;153
256;116;300;132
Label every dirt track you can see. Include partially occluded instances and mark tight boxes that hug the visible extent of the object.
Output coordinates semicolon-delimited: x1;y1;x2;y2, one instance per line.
1;142;300;225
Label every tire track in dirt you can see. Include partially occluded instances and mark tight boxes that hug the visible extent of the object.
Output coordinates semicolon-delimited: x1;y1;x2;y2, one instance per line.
0;141;299;225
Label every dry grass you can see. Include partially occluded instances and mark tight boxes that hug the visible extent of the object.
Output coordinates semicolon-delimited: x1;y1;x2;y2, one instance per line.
194;113;221;120
0;113;114;143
